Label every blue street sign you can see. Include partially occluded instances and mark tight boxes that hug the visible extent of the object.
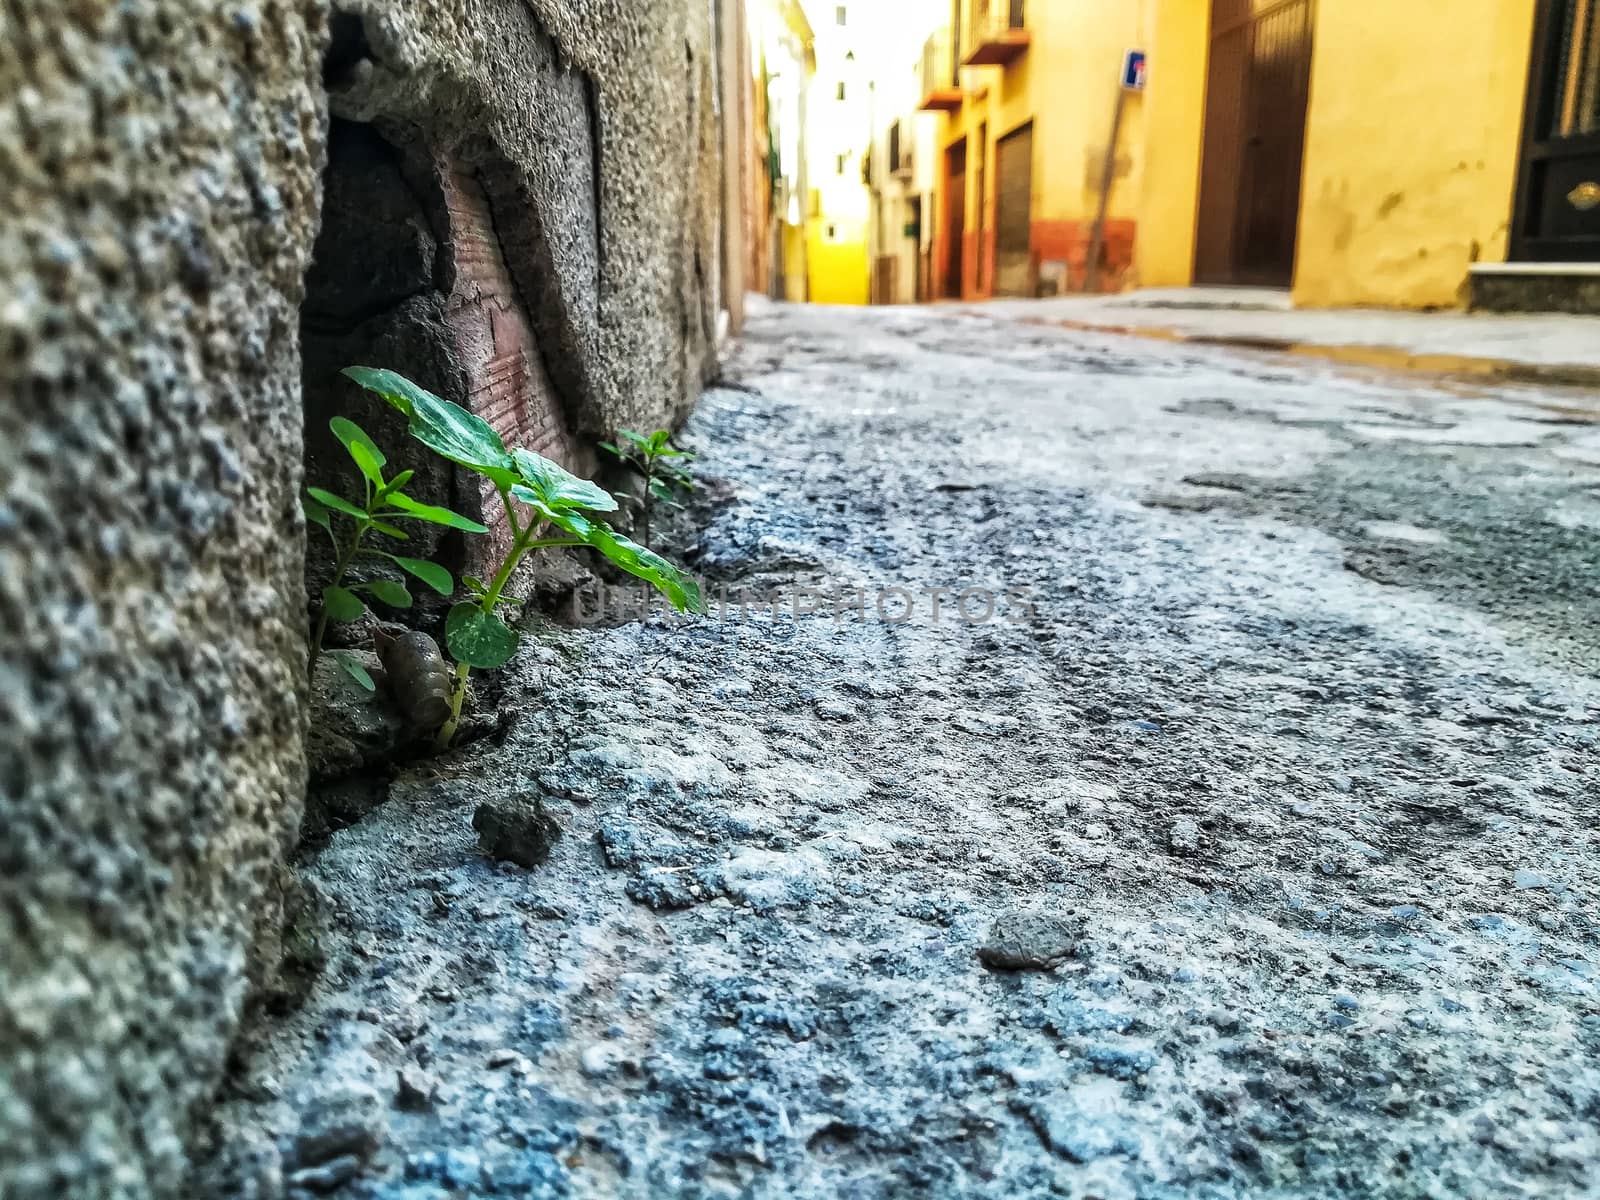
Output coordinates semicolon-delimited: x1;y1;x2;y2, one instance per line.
1122;49;1147;91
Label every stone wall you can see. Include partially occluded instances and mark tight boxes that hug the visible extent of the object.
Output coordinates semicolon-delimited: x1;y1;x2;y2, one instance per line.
305;0;725;567
0;0;731;1194
325;0;722;436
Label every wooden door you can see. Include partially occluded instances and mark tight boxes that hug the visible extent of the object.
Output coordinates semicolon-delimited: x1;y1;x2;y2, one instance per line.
994;122;1034;296
1512;0;1600;260
908;196;924;300
944;138;967;298
1195;0;1314;286
975;122;988;292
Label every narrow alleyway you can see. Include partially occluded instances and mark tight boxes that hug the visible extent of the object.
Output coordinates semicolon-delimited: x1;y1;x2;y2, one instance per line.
215;300;1600;1199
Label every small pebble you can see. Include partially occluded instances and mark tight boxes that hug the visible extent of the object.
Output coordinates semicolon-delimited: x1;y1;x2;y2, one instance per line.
396;1065;437;1111
288;1154;363;1192
1168;818;1201;856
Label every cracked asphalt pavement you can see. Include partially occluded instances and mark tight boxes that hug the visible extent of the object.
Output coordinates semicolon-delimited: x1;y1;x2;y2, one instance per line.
212;299;1600;1199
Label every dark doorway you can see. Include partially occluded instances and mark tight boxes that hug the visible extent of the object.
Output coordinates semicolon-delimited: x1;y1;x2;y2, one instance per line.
994;122;1034;296
975;122;988;293
1194;0;1314;286
1512;0;1600;260
944;138;967;298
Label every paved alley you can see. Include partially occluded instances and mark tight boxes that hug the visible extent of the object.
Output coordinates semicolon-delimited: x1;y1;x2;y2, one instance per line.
213;300;1600;1199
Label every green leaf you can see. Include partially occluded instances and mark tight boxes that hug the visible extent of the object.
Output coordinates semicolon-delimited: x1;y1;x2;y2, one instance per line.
462;575;488;594
386;556;453;597
302;494;332;531
597;441;624;460
330;417;387;486
332;650;376;692
618;429;652;452
376;469;415;500
446;603;520;669
648;430;672;454
322;585;366;622
356;579;413;608
307;487;368;520
330;416;386;467
369;520;410;540
342;366;518;487
542;509;704;613
512;449;618;513
649;477;676;504
348;441;385;488
385;492;490;533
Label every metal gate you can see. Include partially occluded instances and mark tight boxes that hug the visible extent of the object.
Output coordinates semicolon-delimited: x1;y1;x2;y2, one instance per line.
994;122;1034;296
1195;0;1314;287
1512;0;1600;260
944;138;967;298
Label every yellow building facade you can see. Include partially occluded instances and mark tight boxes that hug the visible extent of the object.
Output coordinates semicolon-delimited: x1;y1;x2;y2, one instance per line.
1290;0;1541;308
802;1;872;305
919;1;1154;299
1140;0;1553;310
904;0;1598;310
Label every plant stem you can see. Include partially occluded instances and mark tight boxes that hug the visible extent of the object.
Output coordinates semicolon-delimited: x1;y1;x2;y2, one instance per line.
435;660;472;750
307;522;366;681
483;528;532;612
433;520;580;750
640;455;655;547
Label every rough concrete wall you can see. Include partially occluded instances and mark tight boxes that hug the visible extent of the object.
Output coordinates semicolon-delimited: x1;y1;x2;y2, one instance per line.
329;0;722;437
0;2;327;1198
1;0;724;1194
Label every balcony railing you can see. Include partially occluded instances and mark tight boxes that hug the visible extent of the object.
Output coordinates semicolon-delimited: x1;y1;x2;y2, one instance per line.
917;29;962;112
961;0;1028;67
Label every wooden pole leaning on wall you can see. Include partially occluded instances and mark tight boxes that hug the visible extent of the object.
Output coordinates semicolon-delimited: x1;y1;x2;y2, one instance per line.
1084;84;1127;294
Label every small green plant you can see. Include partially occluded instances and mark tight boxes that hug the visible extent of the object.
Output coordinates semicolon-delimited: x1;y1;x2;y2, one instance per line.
343;367;705;748
302;417;483;689
599;428;696;545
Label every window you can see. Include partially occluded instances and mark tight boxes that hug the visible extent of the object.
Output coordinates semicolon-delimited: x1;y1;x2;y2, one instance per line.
837;81;846;101
826;224;838;240
836;5;846;26
836;153;848;175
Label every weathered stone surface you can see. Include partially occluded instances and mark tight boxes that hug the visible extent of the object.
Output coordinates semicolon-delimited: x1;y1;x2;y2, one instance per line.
189;1126;284;1200
0;3;326;1197
329;0;719;436
472;794;563;868
200;298;1600;1200
978;909;1089;971
1;0;723;1195
305;652;407;784
395;1064;439;1111
282;1082;386;1170
1471;271;1600;316
1168;816;1202;855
